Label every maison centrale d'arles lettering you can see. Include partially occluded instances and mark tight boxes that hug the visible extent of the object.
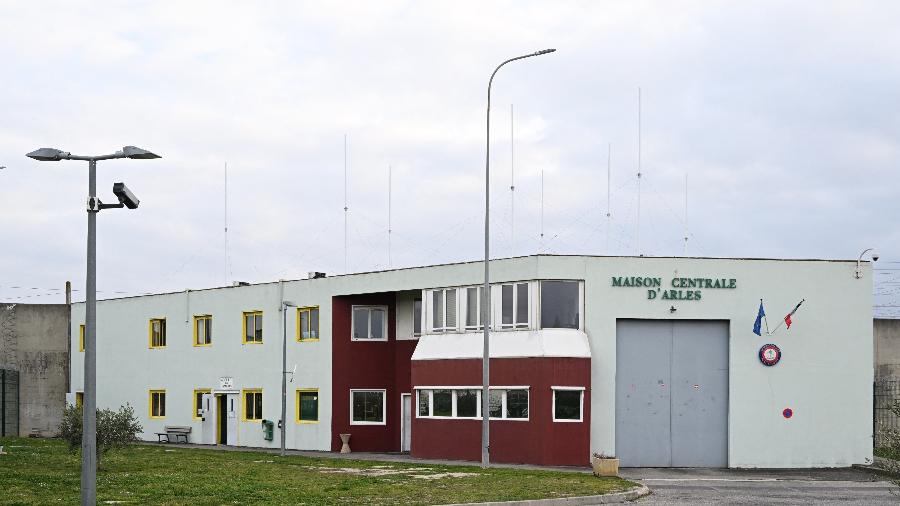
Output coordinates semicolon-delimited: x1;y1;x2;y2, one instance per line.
611;276;737;300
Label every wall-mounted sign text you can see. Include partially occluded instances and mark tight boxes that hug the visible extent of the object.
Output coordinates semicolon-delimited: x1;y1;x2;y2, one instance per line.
611;276;737;300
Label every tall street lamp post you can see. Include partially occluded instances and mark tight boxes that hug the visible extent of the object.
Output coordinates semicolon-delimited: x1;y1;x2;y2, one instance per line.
281;300;297;457
481;49;555;469
26;146;160;506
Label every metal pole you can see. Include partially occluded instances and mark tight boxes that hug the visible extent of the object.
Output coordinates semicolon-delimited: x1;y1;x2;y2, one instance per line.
281;303;287;457
82;159;97;506
481;48;555;469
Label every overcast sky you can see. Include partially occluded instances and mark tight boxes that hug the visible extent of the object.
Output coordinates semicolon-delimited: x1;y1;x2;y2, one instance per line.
1;1;898;315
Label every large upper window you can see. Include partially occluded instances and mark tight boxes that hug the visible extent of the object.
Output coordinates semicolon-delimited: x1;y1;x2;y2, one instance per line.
500;283;529;329
297;307;320;341
351;389;386;425
540;281;580;329
352;306;387;340
243;311;263;344
413;299;422;336
79;324;85;352
194;315;212;346
149;318;167;348
552;387;584;422
431;288;457;332
465;286;486;330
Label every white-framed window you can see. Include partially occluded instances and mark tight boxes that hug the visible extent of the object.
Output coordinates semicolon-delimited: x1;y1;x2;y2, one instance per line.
551;386;584;422
488;388;529;420
416;386;528;420
430;288;458;332
540;280;581;330
464;286;486;331
413;298;422;336
499;283;529;329
352;306;388;341
350;389;386;425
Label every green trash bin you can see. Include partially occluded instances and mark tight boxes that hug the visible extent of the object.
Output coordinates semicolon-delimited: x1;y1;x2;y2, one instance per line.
261;419;274;441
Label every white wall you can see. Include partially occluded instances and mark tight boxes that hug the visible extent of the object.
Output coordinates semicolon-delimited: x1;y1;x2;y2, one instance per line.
71;255;873;466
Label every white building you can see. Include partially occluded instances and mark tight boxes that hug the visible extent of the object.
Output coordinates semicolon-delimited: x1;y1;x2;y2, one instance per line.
69;254;874;467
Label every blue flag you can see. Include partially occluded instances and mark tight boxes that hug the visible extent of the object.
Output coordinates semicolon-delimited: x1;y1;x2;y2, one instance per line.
753;301;765;336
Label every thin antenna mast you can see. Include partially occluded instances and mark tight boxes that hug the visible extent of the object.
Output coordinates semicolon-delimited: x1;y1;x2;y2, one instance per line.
540;169;544;251
636;87;642;256
224;161;228;285
388;164;392;268
683;173;689;256
510;103;515;256
344;134;350;274
606;143;611;254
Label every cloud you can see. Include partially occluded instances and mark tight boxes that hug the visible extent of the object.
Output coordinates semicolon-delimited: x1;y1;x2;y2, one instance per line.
0;0;897;314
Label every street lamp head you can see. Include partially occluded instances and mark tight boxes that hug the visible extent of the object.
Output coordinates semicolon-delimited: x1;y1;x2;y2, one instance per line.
283;300;297;307
121;146;161;160
26;148;70;161
534;48;556;56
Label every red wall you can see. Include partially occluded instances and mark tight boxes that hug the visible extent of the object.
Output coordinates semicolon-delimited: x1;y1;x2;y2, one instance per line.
331;293;416;452
411;357;590;467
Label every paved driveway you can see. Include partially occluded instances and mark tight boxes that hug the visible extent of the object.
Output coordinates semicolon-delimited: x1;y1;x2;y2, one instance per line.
620;467;899;505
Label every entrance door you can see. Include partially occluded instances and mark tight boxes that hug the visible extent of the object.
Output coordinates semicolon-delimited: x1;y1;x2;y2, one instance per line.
200;393;215;444
217;395;228;445
616;320;729;467
401;394;412;452
225;393;238;445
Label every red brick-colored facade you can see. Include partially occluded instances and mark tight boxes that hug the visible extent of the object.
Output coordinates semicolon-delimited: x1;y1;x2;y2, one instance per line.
330;293;416;452
410;357;591;466
331;292;590;465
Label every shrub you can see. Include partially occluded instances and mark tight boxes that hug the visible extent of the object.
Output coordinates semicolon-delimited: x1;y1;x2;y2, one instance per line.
58;403;143;464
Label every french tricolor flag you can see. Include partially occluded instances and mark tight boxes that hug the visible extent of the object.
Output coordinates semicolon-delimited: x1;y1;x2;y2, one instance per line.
784;299;805;329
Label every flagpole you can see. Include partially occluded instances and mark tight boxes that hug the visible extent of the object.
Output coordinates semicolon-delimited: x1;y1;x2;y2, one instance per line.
762;299;770;335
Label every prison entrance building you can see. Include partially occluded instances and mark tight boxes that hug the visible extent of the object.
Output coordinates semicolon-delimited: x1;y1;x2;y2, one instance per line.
68;255;873;467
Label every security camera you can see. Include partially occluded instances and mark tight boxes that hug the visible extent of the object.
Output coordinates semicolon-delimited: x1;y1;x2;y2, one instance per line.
872;252;880;262
112;182;139;209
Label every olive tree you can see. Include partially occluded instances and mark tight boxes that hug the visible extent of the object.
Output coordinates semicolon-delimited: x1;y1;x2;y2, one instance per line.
58;404;143;464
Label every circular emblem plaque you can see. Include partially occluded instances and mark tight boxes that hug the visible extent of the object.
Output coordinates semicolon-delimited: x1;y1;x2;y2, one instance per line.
758;344;781;366
783;408;793;419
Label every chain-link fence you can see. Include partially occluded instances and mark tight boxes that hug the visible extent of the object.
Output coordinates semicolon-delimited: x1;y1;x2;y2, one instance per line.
875;378;900;447
1;369;18;437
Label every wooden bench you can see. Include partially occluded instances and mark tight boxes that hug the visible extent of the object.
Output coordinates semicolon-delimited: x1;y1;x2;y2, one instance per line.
156;425;191;443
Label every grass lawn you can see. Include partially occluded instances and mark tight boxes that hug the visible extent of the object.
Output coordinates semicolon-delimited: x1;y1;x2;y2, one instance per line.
0;437;637;505
875;447;900;462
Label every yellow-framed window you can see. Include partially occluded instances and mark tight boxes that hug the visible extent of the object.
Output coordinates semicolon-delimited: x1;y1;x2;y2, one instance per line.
193;388;211;420
149;318;167;348
193;315;212;346
296;306;320;341
242;311;263;344
149;389;166;418
242;389;263;421
296;388;319;423
79;324;85;352
75;392;84;409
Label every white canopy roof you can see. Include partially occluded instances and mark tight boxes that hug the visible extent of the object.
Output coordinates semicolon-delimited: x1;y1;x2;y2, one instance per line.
411;328;591;361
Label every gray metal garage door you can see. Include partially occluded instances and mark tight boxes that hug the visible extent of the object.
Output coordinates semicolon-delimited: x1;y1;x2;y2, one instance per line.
615;320;729;467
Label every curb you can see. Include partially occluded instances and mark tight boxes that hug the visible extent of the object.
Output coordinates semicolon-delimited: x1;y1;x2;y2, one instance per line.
448;485;651;505
853;460;900;480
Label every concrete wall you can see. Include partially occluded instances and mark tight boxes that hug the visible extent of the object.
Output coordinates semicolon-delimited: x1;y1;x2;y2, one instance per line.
0;303;69;436
875;318;900;379
70;255;873;467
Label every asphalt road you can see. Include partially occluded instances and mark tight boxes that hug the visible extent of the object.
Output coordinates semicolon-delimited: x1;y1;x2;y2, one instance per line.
620;467;900;505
